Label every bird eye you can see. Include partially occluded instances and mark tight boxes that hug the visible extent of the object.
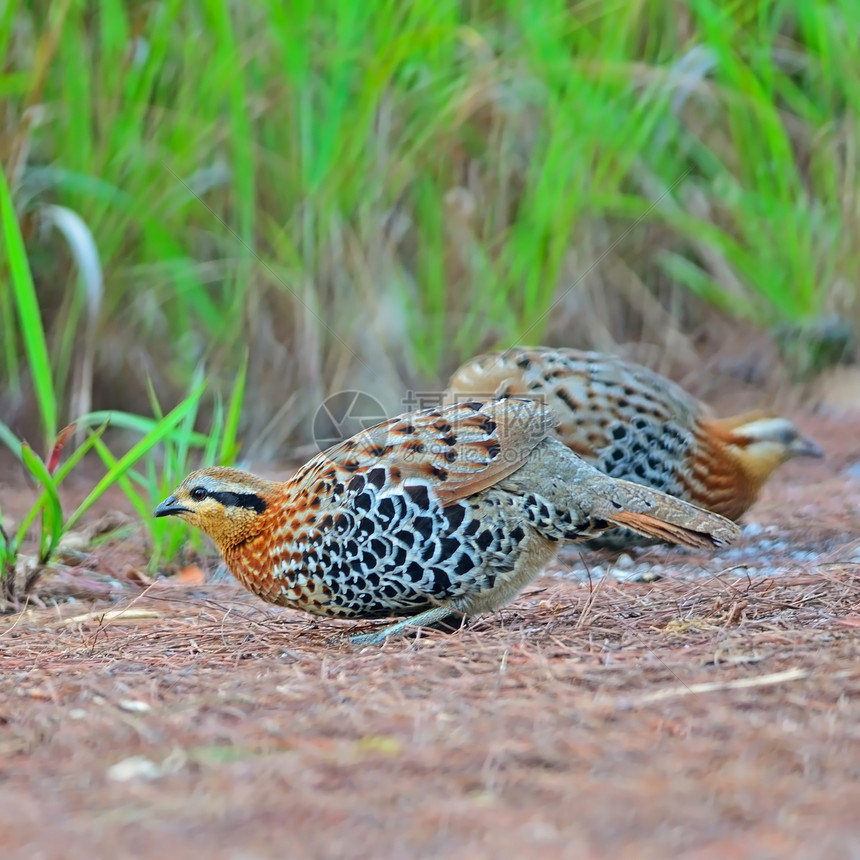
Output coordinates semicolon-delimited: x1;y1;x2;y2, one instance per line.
190;487;207;501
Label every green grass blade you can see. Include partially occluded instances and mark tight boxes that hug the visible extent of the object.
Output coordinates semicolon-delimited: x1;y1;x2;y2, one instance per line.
74;411;210;448
0;165;57;445
18;443;64;562
218;351;247;463
0;420;23;458
91;436;151;524
64;387;205;532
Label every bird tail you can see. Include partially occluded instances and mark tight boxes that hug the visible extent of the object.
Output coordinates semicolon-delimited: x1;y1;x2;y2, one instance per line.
592;480;740;549
497;438;741;550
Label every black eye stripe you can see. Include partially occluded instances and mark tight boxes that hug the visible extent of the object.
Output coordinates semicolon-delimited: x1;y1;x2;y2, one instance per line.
209;490;267;514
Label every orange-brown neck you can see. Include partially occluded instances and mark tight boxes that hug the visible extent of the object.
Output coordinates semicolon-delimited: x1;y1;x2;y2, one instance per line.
220;480;324;608
223;526;289;605
691;413;782;520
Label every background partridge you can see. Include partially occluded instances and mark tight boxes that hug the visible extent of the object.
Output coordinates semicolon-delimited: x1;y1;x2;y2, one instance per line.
155;399;739;644
447;347;823;548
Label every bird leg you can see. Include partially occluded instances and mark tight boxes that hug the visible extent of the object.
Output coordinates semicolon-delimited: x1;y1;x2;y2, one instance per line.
349;606;462;646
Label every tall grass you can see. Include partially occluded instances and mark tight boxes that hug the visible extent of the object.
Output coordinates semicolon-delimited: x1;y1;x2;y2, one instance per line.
0;156;246;600
2;0;859;456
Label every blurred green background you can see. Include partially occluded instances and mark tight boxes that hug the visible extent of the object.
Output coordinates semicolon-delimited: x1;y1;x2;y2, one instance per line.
3;0;859;459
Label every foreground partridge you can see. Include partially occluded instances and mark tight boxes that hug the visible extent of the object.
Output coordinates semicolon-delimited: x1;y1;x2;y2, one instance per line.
448;347;822;548
155;399;739;644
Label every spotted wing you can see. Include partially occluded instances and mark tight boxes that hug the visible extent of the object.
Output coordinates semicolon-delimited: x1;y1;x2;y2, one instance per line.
448;347;706;491
292;398;556;504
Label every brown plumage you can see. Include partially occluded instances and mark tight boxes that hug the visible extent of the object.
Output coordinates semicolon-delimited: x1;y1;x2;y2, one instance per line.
155;399;740;644
447;347;823;547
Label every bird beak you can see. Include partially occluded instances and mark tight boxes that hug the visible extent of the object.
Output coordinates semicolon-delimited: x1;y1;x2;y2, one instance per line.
791;435;824;459
154;495;191;518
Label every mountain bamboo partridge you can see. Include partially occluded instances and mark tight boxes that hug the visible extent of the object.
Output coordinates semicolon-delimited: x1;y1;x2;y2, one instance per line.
155;399;739;643
447;347;822;548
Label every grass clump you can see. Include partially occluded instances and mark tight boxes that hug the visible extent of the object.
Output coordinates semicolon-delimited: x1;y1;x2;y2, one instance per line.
0;161;245;605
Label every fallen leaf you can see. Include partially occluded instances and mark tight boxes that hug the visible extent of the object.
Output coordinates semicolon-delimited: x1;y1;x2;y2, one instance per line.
106;756;161;782
117;699;152;714
176;565;206;586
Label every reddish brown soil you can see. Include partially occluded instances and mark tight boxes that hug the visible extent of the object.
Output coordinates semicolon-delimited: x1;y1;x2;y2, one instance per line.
1;407;859;859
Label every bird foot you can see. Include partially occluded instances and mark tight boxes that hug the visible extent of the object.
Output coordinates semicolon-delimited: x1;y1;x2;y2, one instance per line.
349;607;461;646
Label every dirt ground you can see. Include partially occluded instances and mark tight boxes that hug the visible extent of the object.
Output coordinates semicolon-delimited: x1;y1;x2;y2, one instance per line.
1;404;860;860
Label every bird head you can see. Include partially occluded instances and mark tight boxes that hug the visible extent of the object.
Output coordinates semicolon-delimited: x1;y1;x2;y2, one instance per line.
715;413;823;485
154;466;277;550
